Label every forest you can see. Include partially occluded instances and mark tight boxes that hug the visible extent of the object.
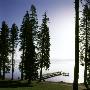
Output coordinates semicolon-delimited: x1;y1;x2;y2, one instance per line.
0;4;50;85
0;0;90;90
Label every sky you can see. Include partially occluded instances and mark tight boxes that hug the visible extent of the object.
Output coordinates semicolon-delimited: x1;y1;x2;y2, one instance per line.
0;0;75;60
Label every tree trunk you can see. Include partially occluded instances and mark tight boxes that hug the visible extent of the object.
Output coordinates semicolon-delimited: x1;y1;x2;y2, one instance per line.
84;61;88;88
0;63;1;78
21;63;23;80
39;63;43;82
73;0;79;90
84;10;88;89
0;68;1;78
28;77;31;85
2;61;5;80
11;46;14;80
21;48;24;80
11;52;14;80
21;62;23;80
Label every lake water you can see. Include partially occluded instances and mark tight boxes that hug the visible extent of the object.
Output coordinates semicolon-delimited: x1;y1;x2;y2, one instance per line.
43;59;84;83
6;59;84;83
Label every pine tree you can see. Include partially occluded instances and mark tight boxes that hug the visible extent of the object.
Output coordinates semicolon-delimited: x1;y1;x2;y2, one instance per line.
79;3;90;89
73;0;79;90
0;30;2;78
85;0;90;4
24;12;34;83
19;8;38;82
10;23;18;80
30;5;38;42
24;5;39;83
1;21;10;80
29;4;39;81
39;12;50;81
19;11;28;80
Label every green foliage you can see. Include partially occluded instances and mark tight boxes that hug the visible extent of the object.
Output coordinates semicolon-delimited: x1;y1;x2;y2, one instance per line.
0;30;2;76
19;5;39;81
79;3;90;89
30;5;38;42
79;5;90;65
0;4;50;82
29;4;39;80
39;12;50;70
10;23;18;49
10;23;18;80
0;21;10;79
19;11;30;80
79;5;90;67
38;12;50;81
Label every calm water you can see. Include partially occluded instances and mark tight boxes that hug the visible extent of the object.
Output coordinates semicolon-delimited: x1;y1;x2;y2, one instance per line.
6;59;84;83
44;60;84;83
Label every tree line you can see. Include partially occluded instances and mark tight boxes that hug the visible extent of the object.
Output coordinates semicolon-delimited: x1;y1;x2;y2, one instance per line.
0;5;50;84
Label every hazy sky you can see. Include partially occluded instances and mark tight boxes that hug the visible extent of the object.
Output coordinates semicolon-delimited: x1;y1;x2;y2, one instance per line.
0;0;75;60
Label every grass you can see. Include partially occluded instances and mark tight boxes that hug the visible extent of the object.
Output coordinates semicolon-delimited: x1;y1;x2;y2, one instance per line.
0;81;85;90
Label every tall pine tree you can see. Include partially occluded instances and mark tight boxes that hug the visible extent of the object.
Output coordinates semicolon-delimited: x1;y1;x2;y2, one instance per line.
0;30;2;78
79;1;90;89
19;11;28;80
39;12;50;81
73;0;79;90
24;11;34;83
19;7;38;82
1;21;10;80
29;4;39;80
10;23;18;80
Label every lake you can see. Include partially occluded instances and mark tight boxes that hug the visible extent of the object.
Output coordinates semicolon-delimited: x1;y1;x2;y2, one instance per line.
6;59;84;83
43;59;84;83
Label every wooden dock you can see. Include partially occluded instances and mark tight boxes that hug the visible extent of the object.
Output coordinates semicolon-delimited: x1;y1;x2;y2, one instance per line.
40;71;69;80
